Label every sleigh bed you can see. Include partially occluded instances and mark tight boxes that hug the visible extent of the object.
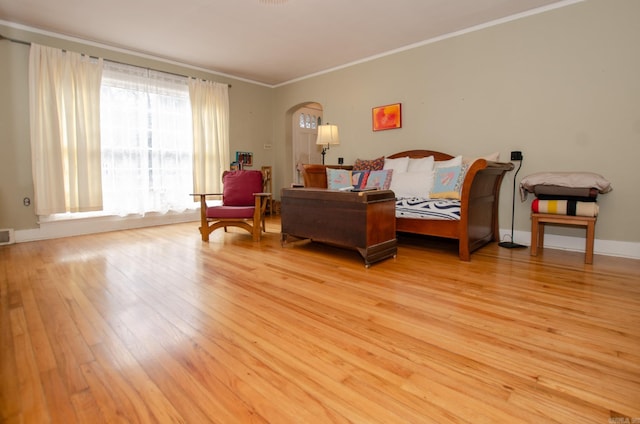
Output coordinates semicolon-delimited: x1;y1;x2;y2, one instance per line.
298;149;513;261
388;150;513;261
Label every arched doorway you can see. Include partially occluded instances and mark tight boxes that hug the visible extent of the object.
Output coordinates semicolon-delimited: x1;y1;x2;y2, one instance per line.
291;103;323;184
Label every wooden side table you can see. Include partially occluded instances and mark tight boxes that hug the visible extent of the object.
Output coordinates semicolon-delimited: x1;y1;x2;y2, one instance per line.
530;213;596;264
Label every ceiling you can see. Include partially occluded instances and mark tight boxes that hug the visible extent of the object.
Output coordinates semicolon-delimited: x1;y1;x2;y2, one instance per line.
0;0;573;86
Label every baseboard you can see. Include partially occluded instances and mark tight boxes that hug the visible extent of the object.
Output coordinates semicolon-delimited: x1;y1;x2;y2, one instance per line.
11;218;640;261
15;211;200;243
500;229;640;260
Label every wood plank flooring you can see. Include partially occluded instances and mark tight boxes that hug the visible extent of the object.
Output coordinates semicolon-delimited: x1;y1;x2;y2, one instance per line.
1;217;639;423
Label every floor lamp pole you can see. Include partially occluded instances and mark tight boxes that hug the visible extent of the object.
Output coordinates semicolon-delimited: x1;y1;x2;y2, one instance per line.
499;151;526;249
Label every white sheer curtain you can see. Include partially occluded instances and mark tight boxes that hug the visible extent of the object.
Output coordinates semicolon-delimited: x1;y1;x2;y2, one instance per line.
29;43;104;215
189;79;229;194
100;62;194;216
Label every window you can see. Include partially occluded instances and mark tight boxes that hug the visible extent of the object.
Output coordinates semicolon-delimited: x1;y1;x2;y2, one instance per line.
100;62;195;216
30;45;228;220
298;112;318;129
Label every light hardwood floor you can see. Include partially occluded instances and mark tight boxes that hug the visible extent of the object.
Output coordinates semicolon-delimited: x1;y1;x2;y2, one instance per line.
1;217;639;423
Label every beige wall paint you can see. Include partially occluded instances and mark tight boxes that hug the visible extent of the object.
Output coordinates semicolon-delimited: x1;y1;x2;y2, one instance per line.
272;0;640;243
0;40;31;230
0;23;274;231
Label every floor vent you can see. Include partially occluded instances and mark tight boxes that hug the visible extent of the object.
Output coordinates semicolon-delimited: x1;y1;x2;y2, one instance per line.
0;229;15;246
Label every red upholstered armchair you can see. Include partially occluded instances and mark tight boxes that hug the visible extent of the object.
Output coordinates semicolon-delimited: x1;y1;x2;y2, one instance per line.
192;170;271;242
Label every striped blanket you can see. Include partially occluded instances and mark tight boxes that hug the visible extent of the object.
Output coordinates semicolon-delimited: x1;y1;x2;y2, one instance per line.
396;198;461;220
532;198;599;217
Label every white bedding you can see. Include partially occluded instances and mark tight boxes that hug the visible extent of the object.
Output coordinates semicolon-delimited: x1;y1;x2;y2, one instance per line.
395;197;461;220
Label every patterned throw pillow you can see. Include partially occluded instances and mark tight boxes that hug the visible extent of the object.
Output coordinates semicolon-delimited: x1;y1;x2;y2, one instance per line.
353;156;384;171
326;168;353;190
365;169;393;190
430;164;469;199
351;170;370;190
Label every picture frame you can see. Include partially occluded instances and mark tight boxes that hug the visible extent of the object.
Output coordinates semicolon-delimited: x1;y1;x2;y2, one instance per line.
235;151;253;167
372;103;402;131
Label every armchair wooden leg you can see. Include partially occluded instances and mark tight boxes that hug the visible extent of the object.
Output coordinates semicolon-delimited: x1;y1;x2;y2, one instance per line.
252;196;263;242
199;195;210;241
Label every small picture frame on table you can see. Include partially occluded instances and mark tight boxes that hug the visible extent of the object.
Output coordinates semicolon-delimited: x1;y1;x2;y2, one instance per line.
235;151;253;167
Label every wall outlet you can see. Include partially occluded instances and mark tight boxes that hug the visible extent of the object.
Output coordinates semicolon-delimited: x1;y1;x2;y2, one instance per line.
511;151;523;161
263;144;272;150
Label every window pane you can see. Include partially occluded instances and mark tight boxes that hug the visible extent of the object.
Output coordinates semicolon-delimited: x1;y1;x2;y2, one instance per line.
100;63;194;216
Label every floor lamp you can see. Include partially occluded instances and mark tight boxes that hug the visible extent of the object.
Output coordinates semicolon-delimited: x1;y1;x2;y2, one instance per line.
499;151;527;249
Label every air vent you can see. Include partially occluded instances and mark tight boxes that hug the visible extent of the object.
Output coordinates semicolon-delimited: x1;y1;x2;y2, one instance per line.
0;229;15;245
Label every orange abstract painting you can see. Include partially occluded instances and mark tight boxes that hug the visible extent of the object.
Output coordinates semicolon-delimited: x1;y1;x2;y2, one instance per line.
372;103;402;131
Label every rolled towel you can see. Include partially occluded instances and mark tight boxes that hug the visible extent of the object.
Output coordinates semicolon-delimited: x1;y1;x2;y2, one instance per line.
532;199;599;217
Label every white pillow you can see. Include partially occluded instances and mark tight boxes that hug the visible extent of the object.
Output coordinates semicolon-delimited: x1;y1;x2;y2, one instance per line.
407;156;434;172
434;155;462;169
462;152;500;164
383;156;410;173
483;152;500;162
389;171;434;199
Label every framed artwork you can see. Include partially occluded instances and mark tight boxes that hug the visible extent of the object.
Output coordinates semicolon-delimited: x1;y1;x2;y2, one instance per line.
235;151;253;167
372;103;402;131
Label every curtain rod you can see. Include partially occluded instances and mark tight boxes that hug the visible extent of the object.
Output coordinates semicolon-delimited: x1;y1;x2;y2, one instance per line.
0;33;231;87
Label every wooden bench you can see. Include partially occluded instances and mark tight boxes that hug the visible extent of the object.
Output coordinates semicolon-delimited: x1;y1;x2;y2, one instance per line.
530;213;596;264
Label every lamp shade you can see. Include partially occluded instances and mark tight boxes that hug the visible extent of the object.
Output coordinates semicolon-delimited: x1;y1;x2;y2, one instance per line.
316;124;340;146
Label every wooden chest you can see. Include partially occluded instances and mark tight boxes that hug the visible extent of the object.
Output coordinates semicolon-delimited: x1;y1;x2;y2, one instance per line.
280;188;397;267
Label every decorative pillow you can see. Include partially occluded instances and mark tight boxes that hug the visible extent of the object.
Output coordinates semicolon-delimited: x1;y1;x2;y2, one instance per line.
365;169;393;190
462;152;500;164
351;170;370;190
390;171;434;199
383;156;410;173
353;156;384;171
223;170;263;206
326;168;352;190
434;155;462;169
407;156;435;172
430;164;469;199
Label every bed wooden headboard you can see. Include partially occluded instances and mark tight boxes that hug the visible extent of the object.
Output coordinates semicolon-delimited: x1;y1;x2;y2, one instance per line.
387;150;455;161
